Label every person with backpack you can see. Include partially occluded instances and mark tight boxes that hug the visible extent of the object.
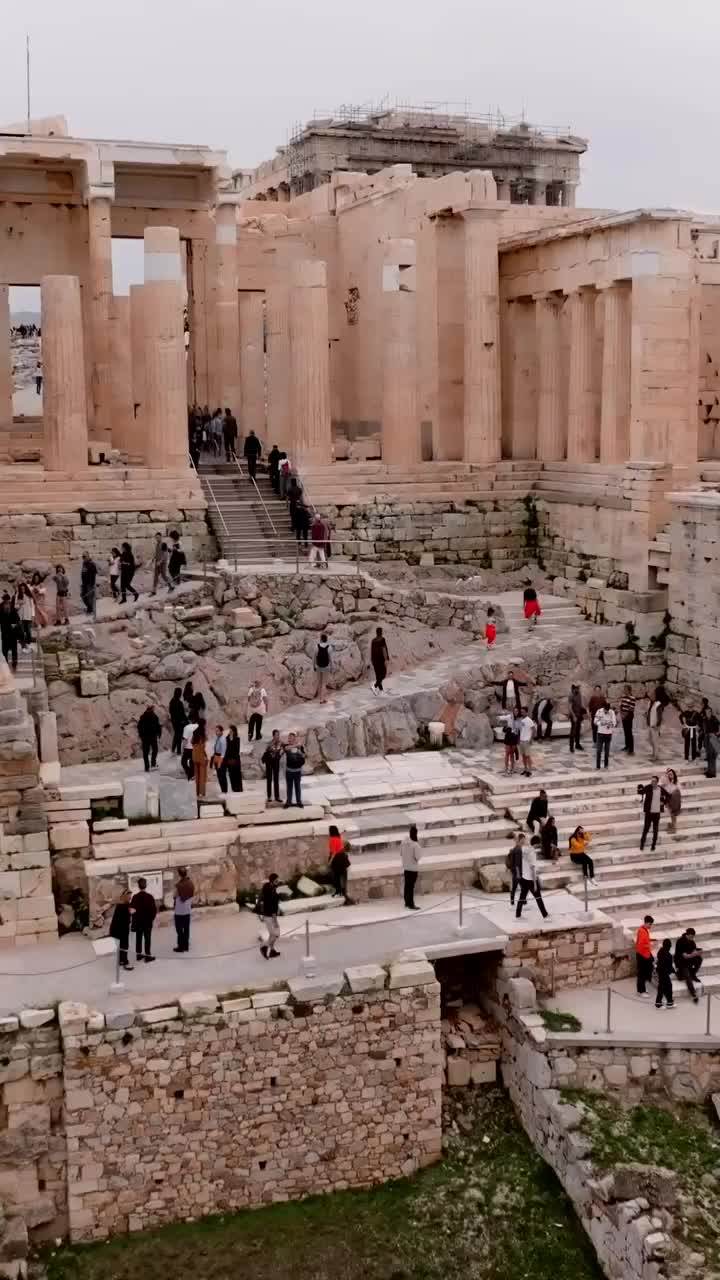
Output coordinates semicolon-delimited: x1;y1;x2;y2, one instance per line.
261;729;283;803
247;678;268;740
506;833;524;906
314;633;332;704
243;429;262;479
328;825;351;901
168;532;187;589
283;732;305;808
259;872;281;959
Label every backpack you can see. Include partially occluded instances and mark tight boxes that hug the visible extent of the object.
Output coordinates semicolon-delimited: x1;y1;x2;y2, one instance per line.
316;643;330;669
503;724;518;746
248;685;263;709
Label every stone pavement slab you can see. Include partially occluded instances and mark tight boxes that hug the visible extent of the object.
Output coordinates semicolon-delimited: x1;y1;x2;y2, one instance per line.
545;976;720;1041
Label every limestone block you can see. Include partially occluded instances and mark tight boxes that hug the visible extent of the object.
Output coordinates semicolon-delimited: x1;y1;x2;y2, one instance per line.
49;822;89;852
104;1006;135;1030
506;977;537;1011
158;778;197;821
175;605;214;622
0;870;20;898
92;818;129;833
295;875;323;897
388;960;437;988
80;670;109;697
470;1060;497;1085
199;805;224;819
224;792;265;816
17;895;56;921
19;1008;54;1029
287;973;345;1001
344;964;386;993
19;868;53;898
123;777;148;820
0;1016;18;1033
39;761;62;786
447;1057;471;1087
58;1001;89;1032
87;1011;105;1032
137;1005;179;1025
251;990;289;1009
604;1063;629;1087
221;997;252;1013
229;606;262;628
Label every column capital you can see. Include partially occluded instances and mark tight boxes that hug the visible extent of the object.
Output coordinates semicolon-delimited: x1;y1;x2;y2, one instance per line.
564;283;597;298
596;278;630;292
532;289;564;306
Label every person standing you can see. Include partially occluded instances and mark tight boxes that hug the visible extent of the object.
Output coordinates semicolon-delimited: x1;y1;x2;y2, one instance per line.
706;715;720;778
639;776;662;851
191;726;208;800
484;606;497;648
635;914;654;996
514;841;549;920
594;701;617;770
53;564;70;626
108;547;121;600
328;825;351;900
109;889;134;971
370;627;390;694
173;868;194;953
261;730;283;804
401;823;421;910
30;572;47;629
295;501;311;550
243;429;262;479
526;788;548;833
503;716;519;775
247;678;267;741
168;688;186;755
568;684;585;753
497;670;525;715
35;359;42;395
620;685;636;755
314;633;332;704
522;583;541;628
119;543;139;603
223;408;238;462
278;452;291;497
16;583;35;647
680;708;701;762
655;939;675;1010
80;553;97;617
532;694;553;740
151;534;171;594
568;826;595;883
259;873;281;959
309;512;328;567
223;724;243;792
268;443;281;492
284;732;305;808
0;595;20;670
137;705;161;772
588;686;605;746
674;928;703;1003
168;532;187;589
211;723;228;792
517;707;535;777
646;697;663;762
507;832;524;906
661;768;682;833
130;877;157;964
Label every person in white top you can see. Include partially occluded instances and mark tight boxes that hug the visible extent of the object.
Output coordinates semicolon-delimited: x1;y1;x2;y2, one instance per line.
647;700;662;762
515;842;549;920
247;679;268;742
180;720;198;780
400;823;421;910
594;701;617;770
517;708;535;778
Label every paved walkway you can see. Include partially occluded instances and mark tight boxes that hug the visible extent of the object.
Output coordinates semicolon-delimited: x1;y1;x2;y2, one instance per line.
545;976;720;1040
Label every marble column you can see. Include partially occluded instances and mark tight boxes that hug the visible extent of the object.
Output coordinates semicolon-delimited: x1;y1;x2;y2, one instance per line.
87;195;113;443
495;178;510;201
215;201;241;414
0;286;12;429
530;181;547;206
41;275;88;472
566;286;597;462
289;260;332;467
143;227;187;470
462;208;501;463
382;238;420;465
238;291;265;439
535;292;566;460
266;285;291;453
108;295;136;457
129;285;145;439
600;282;631;463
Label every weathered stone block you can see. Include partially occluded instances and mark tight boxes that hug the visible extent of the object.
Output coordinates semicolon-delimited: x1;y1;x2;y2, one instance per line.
158;778;197;822
80;670;109;697
49;822;89;852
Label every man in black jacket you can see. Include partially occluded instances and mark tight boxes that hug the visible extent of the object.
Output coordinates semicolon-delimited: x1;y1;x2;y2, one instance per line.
0;594;20;671
259;873;281;958
639;776;662;851
284;733;305;808
130;877;157;963
222;408;238;461
268;443;281;492
526;789;548;833
674;928;703;1002
243;429;262;479
137;705;161;772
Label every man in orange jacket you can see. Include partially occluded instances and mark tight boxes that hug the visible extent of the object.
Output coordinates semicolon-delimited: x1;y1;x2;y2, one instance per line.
636;914;654;996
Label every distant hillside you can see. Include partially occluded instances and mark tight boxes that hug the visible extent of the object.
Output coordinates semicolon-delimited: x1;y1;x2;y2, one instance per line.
11;311;40;326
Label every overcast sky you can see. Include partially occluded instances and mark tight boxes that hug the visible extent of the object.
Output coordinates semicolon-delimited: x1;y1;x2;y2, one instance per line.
3;0;719;303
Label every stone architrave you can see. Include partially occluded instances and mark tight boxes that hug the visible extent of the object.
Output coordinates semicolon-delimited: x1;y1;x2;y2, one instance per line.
238;291;265;439
0;286;12;429
143;227;187;470
129;285;145;441
381;238;420;465
266;284;291;453
462;208;501;463
215;201;241;416
40;275;88;472
289;260;332;467
535;292;565;461
566;286;597;463
87;195;113;443
108;296;137;457
599;281;631;463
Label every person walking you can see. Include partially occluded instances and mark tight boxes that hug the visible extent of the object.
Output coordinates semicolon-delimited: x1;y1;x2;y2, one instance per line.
108;547;121;600
295;501;311;550
210;408;223;457
522;583;541;628
680;708;701;762
568;826;595;883
262;730;283;804
635;914;655;996
151;534;171;594
119;543;139;603
223;724;243;792
278;452;291;497
594;701;617;770
655;939;675;1010
370;627;390;694
484;606;497;648
532;694;553;740
168;688;186;755
80;553;97;617
588;686;605;747
191;726;208;800
328;825;351;900
223;408;238;462
662;768;682;833
283;732;305;808
211;723;228;792
137;705;161;772
173;868;194;953
646;697;663;762
515;841;549;920
243;429;262;479
526;788;548;833
639;776;662;851
16;582;35;647
497;670;525;714
568;684;585;753
706;715;720;778
268;444;281;492
109;889;134;971
620;685;636;755
130;877;157;964
168;532;186;589
29;572;47;629
247;678;267;740
517;707;535;777
507;832;524;906
53;564;70;626
0;595;20;671
674;928;703;1003
35;359;42;395
314;633;332;704
401;823;421;910
309;511;328;567
259;873;281;959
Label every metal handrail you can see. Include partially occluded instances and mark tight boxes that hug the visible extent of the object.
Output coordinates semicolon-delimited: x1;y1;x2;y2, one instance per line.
233;455;277;537
194;463;230;538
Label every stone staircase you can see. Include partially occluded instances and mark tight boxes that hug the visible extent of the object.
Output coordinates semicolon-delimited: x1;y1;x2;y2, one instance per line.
0;465;205;515
196;459;294;564
300;460;537;507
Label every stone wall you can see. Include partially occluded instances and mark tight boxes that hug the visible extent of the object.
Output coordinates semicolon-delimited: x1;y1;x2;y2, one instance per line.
546;1037;720;1104
313;498;529;566
666;490;720;703
498;920;618;994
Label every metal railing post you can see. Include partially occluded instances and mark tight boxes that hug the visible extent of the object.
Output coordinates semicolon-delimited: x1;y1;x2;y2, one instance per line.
706;991;712;1037
295;541;300;575
605;987;612;1033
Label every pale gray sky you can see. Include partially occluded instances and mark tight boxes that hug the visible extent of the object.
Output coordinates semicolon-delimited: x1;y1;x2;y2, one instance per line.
3;0;718;304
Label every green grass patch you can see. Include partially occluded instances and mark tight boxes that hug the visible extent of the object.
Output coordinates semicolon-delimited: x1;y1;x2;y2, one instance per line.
42;1088;602;1280
540;1009;582;1033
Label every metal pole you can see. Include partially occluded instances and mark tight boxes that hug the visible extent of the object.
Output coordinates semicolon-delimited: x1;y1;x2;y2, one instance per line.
605;986;612;1034
202;558;207;588
305;917;310;958
584;873;589;914
706;991;712;1037
234;555;238;575
295;541;300;575
550;952;556;997
458;889;463;930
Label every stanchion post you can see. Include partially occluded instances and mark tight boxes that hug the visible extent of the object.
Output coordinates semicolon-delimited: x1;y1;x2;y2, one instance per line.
605;986;612;1034
455;888;467;936
584;874;589;914
302;916;316;977
295;542;300;575
706;991;712;1037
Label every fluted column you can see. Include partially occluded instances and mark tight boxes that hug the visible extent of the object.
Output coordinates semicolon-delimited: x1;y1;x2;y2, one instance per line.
129;285;145;438
239;291;265;438
41;275;88;472
289;260;331;467
462;208;501;463
0;287;12;429
215;201;240;414
600;282;631;463
87;196;113;442
143;227;187;470
382;238;420;464
266;285;291;453
535;292;565;460
567;286;597;462
108;295;137;456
